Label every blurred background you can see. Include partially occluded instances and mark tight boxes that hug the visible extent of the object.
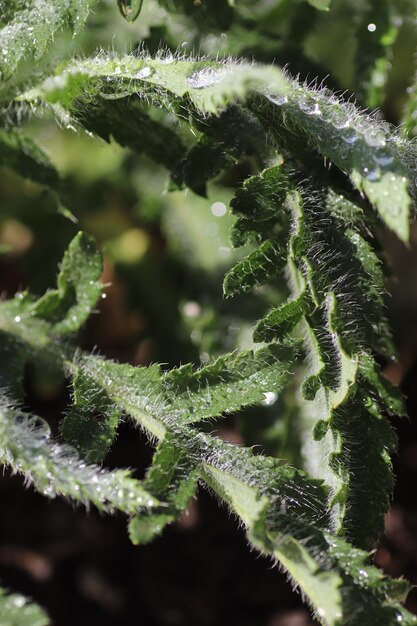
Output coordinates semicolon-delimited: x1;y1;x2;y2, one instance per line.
2;0;417;624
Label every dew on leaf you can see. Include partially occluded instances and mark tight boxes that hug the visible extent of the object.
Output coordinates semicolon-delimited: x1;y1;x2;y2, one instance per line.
342;129;358;145
363;167;381;181
117;0;144;23
262;391;278;406
267;93;288;106
12;596;26;608
365;132;386;148
373;150;395;167
299;99;321;116
134;66;152;80
187;67;225;89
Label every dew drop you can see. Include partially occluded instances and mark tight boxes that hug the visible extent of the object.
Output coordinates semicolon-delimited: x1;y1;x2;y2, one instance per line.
373;150;395;167
363;166;381;181
267;93;288;106
187;67;225;89
262;391;278;406
365;132;386;148
342;129;358;145
333;116;350;130
134;66;152;80
160;54;174;64
14;315;21;323
117;0;144;22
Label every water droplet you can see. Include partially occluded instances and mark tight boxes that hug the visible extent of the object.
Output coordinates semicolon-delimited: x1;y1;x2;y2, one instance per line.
262;391;278;406
373;150;395;167
187;67;225;89
333;116;350;130
267;93;288;106
363;166;381;181
160;54;174;64
298;99;321;115
134;66;152;80
367;23;377;32
117;0;144;22
13;596;27;608
342;129;358;145
14;315;21;323
365;132;386;148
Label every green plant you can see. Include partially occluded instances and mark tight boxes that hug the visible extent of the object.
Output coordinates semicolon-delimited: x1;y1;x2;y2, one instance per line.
1;1;417;624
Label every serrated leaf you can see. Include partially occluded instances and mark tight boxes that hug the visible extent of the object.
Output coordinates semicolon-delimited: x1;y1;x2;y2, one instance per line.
0;128;59;187
129;434;199;543
223;240;287;296
62;369;121;463
0;0;97;79
0;395;158;513
33;231;102;333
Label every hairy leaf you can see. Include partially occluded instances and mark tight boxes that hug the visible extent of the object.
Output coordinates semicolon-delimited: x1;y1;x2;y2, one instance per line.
0;395;158;513
21;55;412;240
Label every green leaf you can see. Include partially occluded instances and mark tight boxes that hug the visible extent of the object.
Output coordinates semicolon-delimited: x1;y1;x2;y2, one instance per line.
21;56;412;241
254;293;306;343
0;128;59;187
0;589;49;626
62;369;121;464
0;236;414;624
223;240;287;296
0;0;97;79
307;0;332;10
32;231;102;333
129;433;199;544
262;85;411;241
76;98;187;172
0;394;158;514
228;165;402;549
